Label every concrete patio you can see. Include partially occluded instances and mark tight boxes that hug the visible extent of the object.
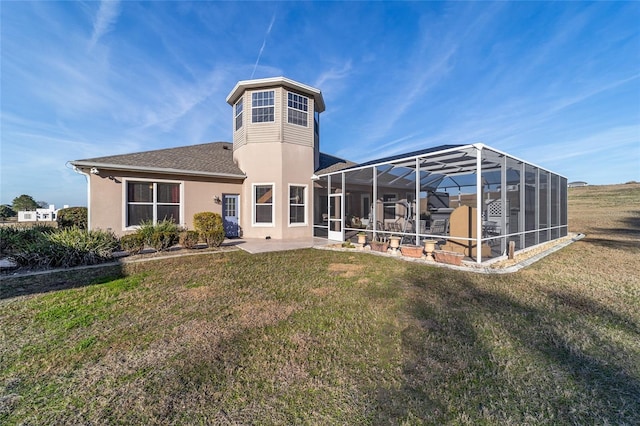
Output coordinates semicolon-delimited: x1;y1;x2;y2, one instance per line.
227;237;333;254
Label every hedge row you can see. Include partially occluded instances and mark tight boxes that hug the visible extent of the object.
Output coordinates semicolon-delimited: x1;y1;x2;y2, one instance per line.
1;212;227;269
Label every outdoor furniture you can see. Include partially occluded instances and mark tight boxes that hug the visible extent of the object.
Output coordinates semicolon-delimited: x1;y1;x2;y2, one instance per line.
440;206;491;258
429;219;449;236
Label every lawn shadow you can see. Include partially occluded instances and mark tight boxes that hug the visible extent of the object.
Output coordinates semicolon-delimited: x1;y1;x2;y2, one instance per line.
583;236;640;250
582;212;640;250
0;263;125;300
376;268;640;424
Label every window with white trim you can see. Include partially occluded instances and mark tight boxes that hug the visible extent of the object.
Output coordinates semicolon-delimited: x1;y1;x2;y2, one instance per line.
252;90;275;123
127;181;181;226
383;194;397;220
235;98;243;130
287;92;308;126
254;184;274;225
289;185;306;225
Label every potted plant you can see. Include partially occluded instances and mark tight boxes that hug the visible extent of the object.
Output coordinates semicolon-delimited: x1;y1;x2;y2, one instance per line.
388;235;401;248
357;231;367;245
400;244;424;258
388;235;401;255
369;235;389;253
423;239;438;260
433;249;464;266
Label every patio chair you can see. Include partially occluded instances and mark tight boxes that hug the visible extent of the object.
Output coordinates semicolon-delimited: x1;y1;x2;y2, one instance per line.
429;219;449;236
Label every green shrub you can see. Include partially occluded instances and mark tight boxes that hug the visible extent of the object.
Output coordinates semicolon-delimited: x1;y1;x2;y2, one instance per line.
134;219;180;251
119;233;144;254
151;230;179;251
0;227;22;255
57;207;88;229
11;227;118;269
193;212;225;247
0;226;56;255
179;230;200;249
136;220;157;248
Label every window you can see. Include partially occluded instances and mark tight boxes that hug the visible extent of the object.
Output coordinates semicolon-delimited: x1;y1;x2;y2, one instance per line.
383;194;396;220
254;184;274;225
127;181;181;227
287;92;308;126
224;196;237;218
289;185;306;225
252;90;274;123
234;98;243;130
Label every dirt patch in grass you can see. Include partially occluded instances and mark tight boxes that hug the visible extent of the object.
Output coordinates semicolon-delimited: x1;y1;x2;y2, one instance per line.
234;299;300;328
309;286;335;296
328;263;364;277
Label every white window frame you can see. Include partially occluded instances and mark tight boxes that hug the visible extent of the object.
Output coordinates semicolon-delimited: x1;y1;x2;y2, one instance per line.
234;98;243;131
252;183;275;227
251;90;275;123
383;193;397;221
122;178;185;231
287;91;308;127
288;184;308;226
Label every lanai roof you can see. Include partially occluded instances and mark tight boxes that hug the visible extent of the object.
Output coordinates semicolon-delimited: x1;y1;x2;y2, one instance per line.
315;143;562;191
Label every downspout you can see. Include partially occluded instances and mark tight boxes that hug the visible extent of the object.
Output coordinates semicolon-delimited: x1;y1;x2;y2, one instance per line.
71;165;91;231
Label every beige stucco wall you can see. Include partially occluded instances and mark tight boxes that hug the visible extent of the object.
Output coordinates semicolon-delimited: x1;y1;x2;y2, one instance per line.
234;142;314;239
232;84;317;240
81;168;242;236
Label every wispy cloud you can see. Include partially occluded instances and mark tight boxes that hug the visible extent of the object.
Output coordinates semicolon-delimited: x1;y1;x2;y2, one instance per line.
251;13;277;78
314;61;353;91
520;125;639;165
89;0;121;50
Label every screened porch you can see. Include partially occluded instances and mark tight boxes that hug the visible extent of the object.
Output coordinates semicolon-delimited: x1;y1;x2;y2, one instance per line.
313;143;568;264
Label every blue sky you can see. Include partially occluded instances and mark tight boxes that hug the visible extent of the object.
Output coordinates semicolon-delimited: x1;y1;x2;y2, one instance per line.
1;1;639;208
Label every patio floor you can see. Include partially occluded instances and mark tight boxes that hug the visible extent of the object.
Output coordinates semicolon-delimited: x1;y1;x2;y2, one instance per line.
228;237;334;254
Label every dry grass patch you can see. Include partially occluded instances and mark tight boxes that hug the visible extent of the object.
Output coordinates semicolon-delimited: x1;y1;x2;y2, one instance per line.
328;262;365;277
234;300;299;328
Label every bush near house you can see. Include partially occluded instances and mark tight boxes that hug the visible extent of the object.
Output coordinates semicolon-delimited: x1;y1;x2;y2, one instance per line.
193;212;225;247
119;233;145;254
7;227;118;268
135;220;181;251
57;207;88;229
179;230;200;249
0;225;57;256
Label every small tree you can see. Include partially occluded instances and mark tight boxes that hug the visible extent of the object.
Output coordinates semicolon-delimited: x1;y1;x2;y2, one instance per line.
0;204;16;219
193;212;225;247
57;207;88;229
12;194;38;211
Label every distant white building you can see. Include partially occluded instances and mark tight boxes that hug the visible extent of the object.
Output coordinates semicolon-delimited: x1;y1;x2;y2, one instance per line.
568;181;588;188
18;204;69;222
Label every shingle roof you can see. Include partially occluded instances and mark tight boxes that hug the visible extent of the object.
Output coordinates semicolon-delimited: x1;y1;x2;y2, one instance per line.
315;152;357;174
70;142;245;178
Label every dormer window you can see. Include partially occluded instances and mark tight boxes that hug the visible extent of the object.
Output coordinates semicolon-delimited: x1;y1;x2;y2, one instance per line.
287;92;308;127
234;98;243;130
252;90;275;123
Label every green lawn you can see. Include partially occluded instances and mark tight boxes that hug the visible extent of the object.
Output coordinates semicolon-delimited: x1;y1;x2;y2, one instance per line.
1;184;639;424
